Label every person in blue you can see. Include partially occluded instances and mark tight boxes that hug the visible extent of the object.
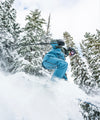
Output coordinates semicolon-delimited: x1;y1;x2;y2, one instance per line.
42;39;76;81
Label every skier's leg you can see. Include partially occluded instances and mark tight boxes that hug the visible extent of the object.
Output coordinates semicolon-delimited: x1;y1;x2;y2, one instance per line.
43;58;68;80
63;74;68;80
42;57;59;69
52;60;68;80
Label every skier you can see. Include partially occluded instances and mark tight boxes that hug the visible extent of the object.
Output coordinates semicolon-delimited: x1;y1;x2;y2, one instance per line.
42;39;76;81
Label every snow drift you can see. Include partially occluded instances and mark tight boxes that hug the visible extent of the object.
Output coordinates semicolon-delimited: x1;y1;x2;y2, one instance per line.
0;71;100;120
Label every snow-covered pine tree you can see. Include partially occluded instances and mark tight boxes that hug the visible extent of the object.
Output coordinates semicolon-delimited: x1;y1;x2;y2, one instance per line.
63;32;100;119
80;100;100;120
0;0;21;73
18;9;51;76
80;30;100;87
63;32;94;92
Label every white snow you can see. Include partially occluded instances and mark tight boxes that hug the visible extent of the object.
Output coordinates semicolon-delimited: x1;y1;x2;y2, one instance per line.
0;71;100;120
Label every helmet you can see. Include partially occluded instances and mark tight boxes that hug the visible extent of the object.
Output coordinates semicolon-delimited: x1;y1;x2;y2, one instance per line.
50;39;65;48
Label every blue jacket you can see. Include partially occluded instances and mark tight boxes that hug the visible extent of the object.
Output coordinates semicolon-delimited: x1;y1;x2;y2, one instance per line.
43;48;65;62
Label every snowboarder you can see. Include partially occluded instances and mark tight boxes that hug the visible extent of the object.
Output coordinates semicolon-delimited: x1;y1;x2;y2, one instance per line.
42;39;76;81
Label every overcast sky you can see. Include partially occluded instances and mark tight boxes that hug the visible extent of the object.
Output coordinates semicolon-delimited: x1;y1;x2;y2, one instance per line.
12;0;100;43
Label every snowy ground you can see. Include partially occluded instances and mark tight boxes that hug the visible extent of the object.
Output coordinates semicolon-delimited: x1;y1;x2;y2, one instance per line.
0;71;100;120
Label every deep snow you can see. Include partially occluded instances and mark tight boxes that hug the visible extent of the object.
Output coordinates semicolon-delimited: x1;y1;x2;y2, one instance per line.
0;71;100;120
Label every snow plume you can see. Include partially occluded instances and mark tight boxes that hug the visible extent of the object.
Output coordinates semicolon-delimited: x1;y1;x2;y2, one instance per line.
0;71;100;120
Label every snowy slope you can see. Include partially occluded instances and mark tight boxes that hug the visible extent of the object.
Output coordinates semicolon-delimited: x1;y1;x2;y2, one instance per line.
0;70;100;120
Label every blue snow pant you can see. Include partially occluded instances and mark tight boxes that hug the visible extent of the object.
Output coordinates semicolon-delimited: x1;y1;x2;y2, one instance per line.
42;57;68;81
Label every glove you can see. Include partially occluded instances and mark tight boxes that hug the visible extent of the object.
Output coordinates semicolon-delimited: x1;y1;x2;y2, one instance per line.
61;47;76;56
67;47;76;56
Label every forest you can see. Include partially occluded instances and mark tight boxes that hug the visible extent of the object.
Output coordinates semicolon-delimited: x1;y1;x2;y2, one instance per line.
0;0;100;119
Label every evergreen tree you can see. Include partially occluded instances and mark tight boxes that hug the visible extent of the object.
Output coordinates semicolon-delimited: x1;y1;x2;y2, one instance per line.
18;9;51;76
0;0;21;73
80;30;100;87
80;100;100;119
63;32;93;92
63;31;100;119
